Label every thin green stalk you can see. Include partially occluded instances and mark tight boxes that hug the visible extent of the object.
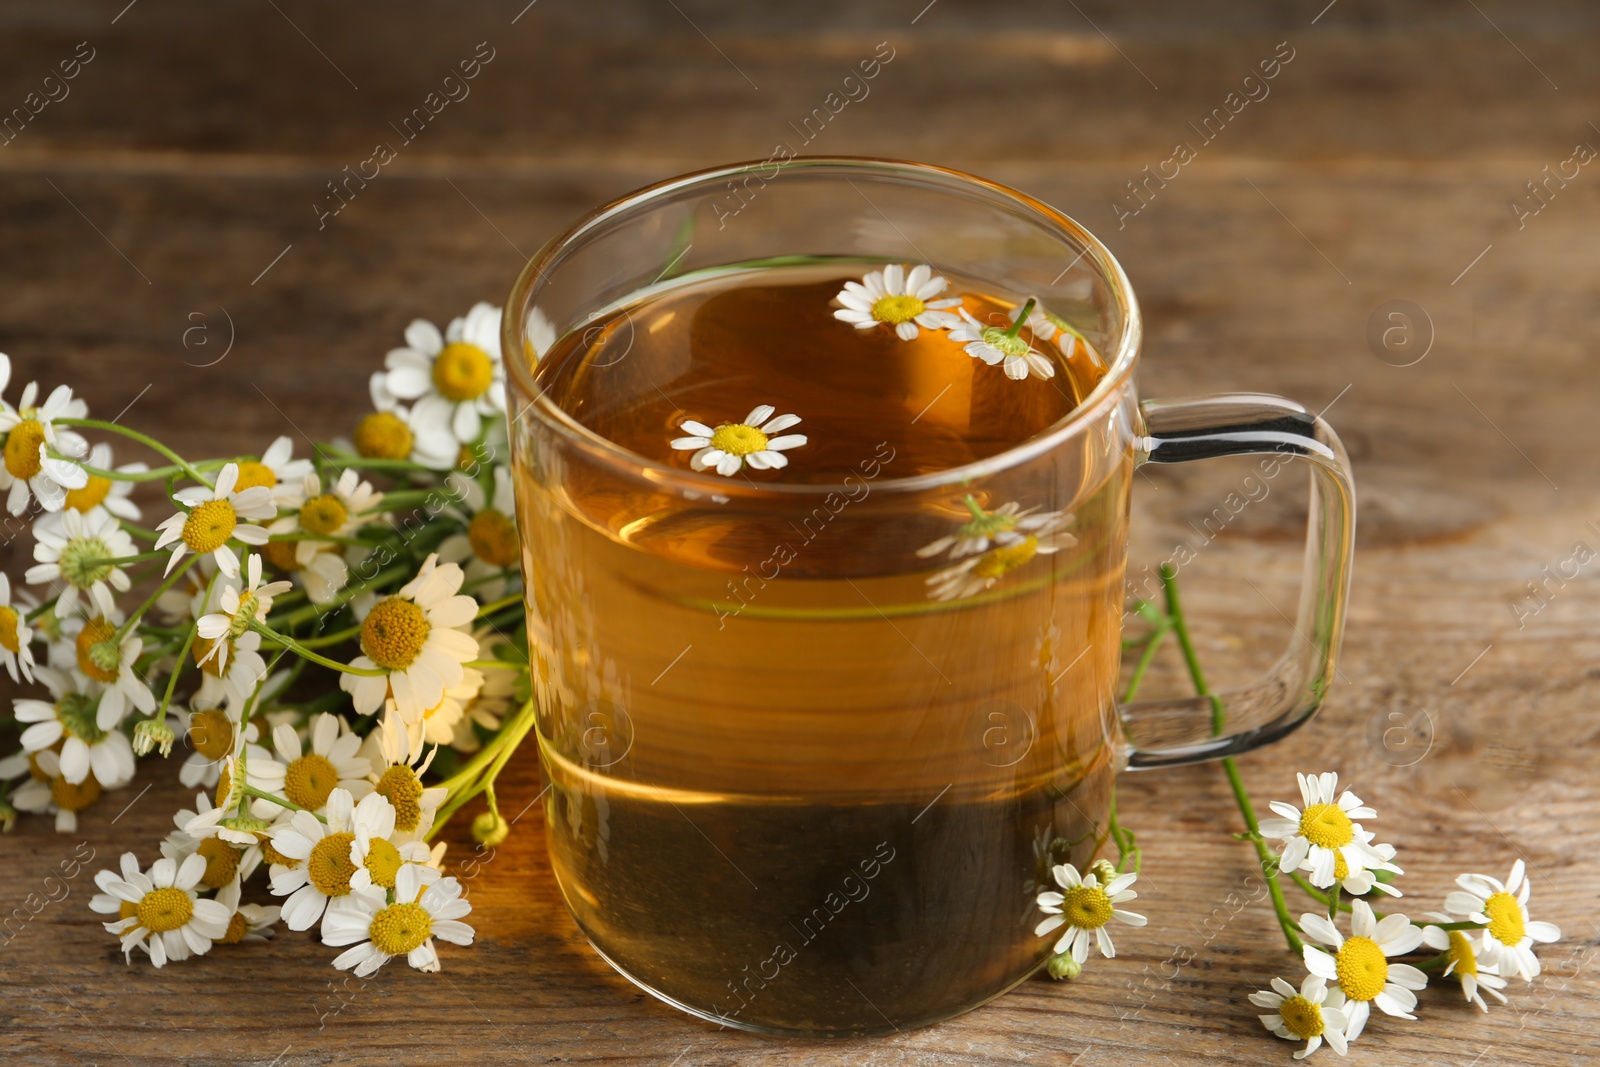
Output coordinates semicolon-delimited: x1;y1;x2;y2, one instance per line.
1160;565;1303;954
157;625;195;720
241;784;327;823
249;622;385;675
1003;297;1037;339
474;593;522;619
58;418;210;486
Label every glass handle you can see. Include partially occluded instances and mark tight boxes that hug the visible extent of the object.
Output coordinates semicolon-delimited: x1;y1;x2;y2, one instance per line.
1119;393;1356;770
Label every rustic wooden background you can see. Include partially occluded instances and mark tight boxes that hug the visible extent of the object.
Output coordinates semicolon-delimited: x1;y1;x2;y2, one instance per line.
2;1;1597;1064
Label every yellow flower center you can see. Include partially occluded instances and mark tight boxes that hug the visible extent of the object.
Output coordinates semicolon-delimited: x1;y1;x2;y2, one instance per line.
260;837;298;869
973;536;1040;580
432;342;494;401
467;508;518;568
118;899;138;921
363;837;404;889
0;605;19;654
3;419;46;479
283;753;341;811
188;709;235;762
1333;851;1349;883
376;765;426;833
136;886;195;934
361;597;431;671
260;539;301;573
355;411;414;460
50;771;102;811
214;762;234;809
1298;803;1354;850
1058;884;1114;930
231;461;278;492
1277;994;1325;1039
182;499;238;555
219;910;251;944
368;901;433;956
75;616;121;683
64;474;112;513
870;293;925;325
1484;891;1526;946
196;836;242;890
1334;935;1389;1001
27;752;50;782
307;831;358;896
1447;930;1479;977
299;493;348;536
709;423;769;458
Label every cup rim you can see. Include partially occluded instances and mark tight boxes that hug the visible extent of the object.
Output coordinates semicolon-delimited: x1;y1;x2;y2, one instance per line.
503;156;1142;497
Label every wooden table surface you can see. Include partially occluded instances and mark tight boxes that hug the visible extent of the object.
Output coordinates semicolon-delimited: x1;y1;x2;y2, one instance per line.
3;2;1598;1064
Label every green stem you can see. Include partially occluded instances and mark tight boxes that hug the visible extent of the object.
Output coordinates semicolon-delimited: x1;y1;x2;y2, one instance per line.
157;624;195;720
249;622;386;675
58;419;211;486
1003;297;1037;339
295;622;364;649
474;593;522;619
241;784;327;823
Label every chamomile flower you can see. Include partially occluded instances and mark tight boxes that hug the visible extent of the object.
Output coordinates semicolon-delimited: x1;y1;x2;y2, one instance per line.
9;748;106;832
339;554;480;721
26;505;136;619
269;788;395;931
1300;899;1428;1040
1249;974;1350;1059
15;666;136;787
367;718;448;841
213;877;280;945
832;264;962;340
1005;297;1089;356
172;704;255;789
1259;772;1388;890
259;509;351;604
323;862;475;977
262;714;373;815
949;308;1056;381
153;463;278;579
0;365;91;514
354;401;457;470
98;852;231;967
917;498;1071;561
60;441;145;520
1034;862;1146;964
926;510;1077;601
0;572;36;683
61;612;155;725
1422;920;1508;1011
450;650;518;753
437;465;519;598
195;554;292;674
159;800;263;890
670;405;808;477
282;469;382;566
1443;859;1561;981
371;303;507;447
1330;829;1403;898
229;435;313;508
89;851;145;918
391;668;484;757
183;740;286;845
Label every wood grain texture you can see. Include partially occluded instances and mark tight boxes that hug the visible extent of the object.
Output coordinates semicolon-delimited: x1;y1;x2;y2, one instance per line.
2;1;1598;1064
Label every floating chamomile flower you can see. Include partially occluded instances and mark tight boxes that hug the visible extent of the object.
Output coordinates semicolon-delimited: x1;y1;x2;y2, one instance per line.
926;510;1076;601
671;405;808;477
372;303;507;448
230;435;314;508
98;852;233;967
0;359;91;515
833;264;962;340
27;505;136;619
153;462;278;579
1421;919;1508;1011
340;554;480;721
917;497;1071;562
1300;899;1427;1040
1249;974;1350;1059
1443;859;1561;981
1034;862;1146;964
1006;297;1089;353
949;304;1056;381
1259;772;1388;890
323;862;474;977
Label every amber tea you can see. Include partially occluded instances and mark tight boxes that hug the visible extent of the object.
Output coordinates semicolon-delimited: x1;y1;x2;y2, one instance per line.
515;263;1130;1034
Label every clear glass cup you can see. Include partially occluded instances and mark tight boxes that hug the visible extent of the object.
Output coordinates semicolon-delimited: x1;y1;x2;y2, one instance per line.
502;158;1355;1037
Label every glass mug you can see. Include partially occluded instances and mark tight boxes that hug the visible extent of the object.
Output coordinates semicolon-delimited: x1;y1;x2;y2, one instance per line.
502;158;1354;1037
